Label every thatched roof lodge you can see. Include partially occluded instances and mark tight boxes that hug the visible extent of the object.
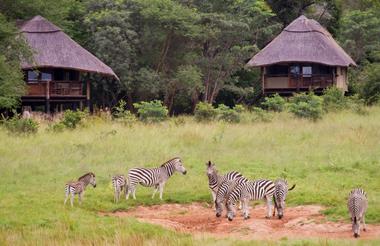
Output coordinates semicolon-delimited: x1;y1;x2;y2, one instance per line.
18;15;118;113
247;15;356;95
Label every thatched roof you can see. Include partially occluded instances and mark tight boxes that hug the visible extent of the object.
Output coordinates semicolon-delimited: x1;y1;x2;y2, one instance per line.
19;16;118;79
247;15;356;67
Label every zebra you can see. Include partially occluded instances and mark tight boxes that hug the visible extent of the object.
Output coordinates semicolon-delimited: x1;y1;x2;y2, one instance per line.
112;175;127;203
348;188;368;238
64;172;96;207
215;176;248;217
273;179;296;219
206;161;245;208
226;179;275;221
126;157;187;200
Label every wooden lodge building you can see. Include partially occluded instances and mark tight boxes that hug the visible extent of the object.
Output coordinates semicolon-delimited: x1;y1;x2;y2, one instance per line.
247;15;356;95
18;16;118;113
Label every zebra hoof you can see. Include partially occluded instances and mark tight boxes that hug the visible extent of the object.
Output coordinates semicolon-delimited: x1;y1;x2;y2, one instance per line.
228;217;233;221
216;213;221;218
244;216;250;220
363;228;367;232
265;216;271;219
278;215;283;219
354;233;359;238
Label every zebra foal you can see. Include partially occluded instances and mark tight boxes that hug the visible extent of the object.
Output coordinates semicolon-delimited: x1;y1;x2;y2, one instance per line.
226;179;275;221
206;161;245;208
348;188;368;238
126;157;187;200
112;175;127;203
273;179;296;219
64;172;96;207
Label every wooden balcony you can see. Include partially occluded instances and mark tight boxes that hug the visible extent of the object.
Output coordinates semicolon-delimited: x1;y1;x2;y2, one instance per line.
25;81;87;98
263;74;334;94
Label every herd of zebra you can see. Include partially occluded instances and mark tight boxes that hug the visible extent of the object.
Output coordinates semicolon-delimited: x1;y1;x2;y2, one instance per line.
64;157;368;238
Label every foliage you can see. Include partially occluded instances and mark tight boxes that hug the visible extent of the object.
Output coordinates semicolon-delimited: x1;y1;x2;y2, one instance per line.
133;100;168;123
288;93;324;121
0;14;28;109
58;110;88;129
359;63;380;105
3;115;38;135
250;106;273;122
112;100;137;126
194;102;218;122
261;93;286;112
322;87;347;111
216;104;241;123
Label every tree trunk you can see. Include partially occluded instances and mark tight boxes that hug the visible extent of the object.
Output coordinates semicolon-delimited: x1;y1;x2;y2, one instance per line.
156;31;173;73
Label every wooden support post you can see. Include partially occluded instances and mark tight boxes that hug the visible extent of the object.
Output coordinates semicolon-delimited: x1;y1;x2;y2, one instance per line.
261;67;265;95
46;81;50;114
86;81;91;111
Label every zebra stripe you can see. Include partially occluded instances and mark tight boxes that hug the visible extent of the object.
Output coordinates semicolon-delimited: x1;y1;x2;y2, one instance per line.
112;175;127;203
348;188;368;238
215;176;248;217
206;161;245;206
126;157;187;200
64;172;96;207
273;179;296;219
226;179;275;221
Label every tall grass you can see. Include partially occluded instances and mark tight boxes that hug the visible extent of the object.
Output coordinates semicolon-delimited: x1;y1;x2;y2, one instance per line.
1;108;380;245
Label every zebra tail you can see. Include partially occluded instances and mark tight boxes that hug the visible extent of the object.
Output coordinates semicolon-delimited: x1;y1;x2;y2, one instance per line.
288;184;296;191
273;196;277;217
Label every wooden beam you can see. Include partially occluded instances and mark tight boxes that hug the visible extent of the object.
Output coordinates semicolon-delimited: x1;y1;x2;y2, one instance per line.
86;81;90;100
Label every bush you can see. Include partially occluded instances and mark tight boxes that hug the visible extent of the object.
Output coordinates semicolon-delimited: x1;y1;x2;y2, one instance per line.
4;116;38;135
288;93;324;121
251;107;273;122
113;100;137;126
61;110;87;129
133;100;168;123
359;63;380;105
347;95;370;116
261;93;286;112
322;87;347;111
217;104;241;123
233;104;245;113
194;102;218;122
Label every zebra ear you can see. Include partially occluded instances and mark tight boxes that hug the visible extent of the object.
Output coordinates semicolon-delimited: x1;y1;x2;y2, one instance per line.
207;161;212;167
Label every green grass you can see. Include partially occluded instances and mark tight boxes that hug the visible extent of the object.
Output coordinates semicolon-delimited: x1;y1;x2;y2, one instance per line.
1;108;380;245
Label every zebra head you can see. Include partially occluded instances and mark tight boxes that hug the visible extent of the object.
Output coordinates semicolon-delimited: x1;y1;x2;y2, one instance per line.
89;173;96;188
352;216;360;238
173;158;187;175
206;161;217;179
78;172;97;188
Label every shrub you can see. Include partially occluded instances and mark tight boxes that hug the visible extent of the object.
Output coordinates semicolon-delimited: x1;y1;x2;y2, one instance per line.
233;104;245;113
347;95;370;116
217;104;241;123
261;93;286;112
359;63;380;105
322;87;347;112
133;100;168;123
113;100;137;126
4;116;38;135
194;102;218;122
61;110;87;129
251;107;273;122
288;93;324;121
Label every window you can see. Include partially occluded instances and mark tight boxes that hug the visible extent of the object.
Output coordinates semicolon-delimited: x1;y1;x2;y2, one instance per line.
302;66;312;77
290;65;300;75
54;69;65;81
68;70;79;81
27;70;39;82
266;65;288;76
312;64;332;75
41;72;52;81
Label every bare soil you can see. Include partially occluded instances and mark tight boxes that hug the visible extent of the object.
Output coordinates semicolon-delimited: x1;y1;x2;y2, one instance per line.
101;203;380;240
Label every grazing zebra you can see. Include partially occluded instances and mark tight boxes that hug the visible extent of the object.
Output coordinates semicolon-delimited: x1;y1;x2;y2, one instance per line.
226;179;275;221
348;188;368;238
215;176;248;217
112;175;127;203
64;172;96;207
206;161;245;207
126;157;187;200
273;179;296;219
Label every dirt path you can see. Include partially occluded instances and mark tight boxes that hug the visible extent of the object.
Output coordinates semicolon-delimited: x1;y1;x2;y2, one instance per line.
101;203;380;240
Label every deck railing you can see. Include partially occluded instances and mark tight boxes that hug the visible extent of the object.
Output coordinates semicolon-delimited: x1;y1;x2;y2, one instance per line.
26;81;84;97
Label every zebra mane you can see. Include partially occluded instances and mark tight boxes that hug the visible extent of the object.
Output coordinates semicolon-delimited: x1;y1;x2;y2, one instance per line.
349;188;367;198
78;172;95;181
160;157;181;167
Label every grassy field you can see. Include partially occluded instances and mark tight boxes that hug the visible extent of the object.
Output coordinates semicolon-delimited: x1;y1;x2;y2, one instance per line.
1;108;380;245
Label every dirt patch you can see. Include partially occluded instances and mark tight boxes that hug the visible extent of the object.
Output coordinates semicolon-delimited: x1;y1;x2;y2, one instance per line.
100;203;380;240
